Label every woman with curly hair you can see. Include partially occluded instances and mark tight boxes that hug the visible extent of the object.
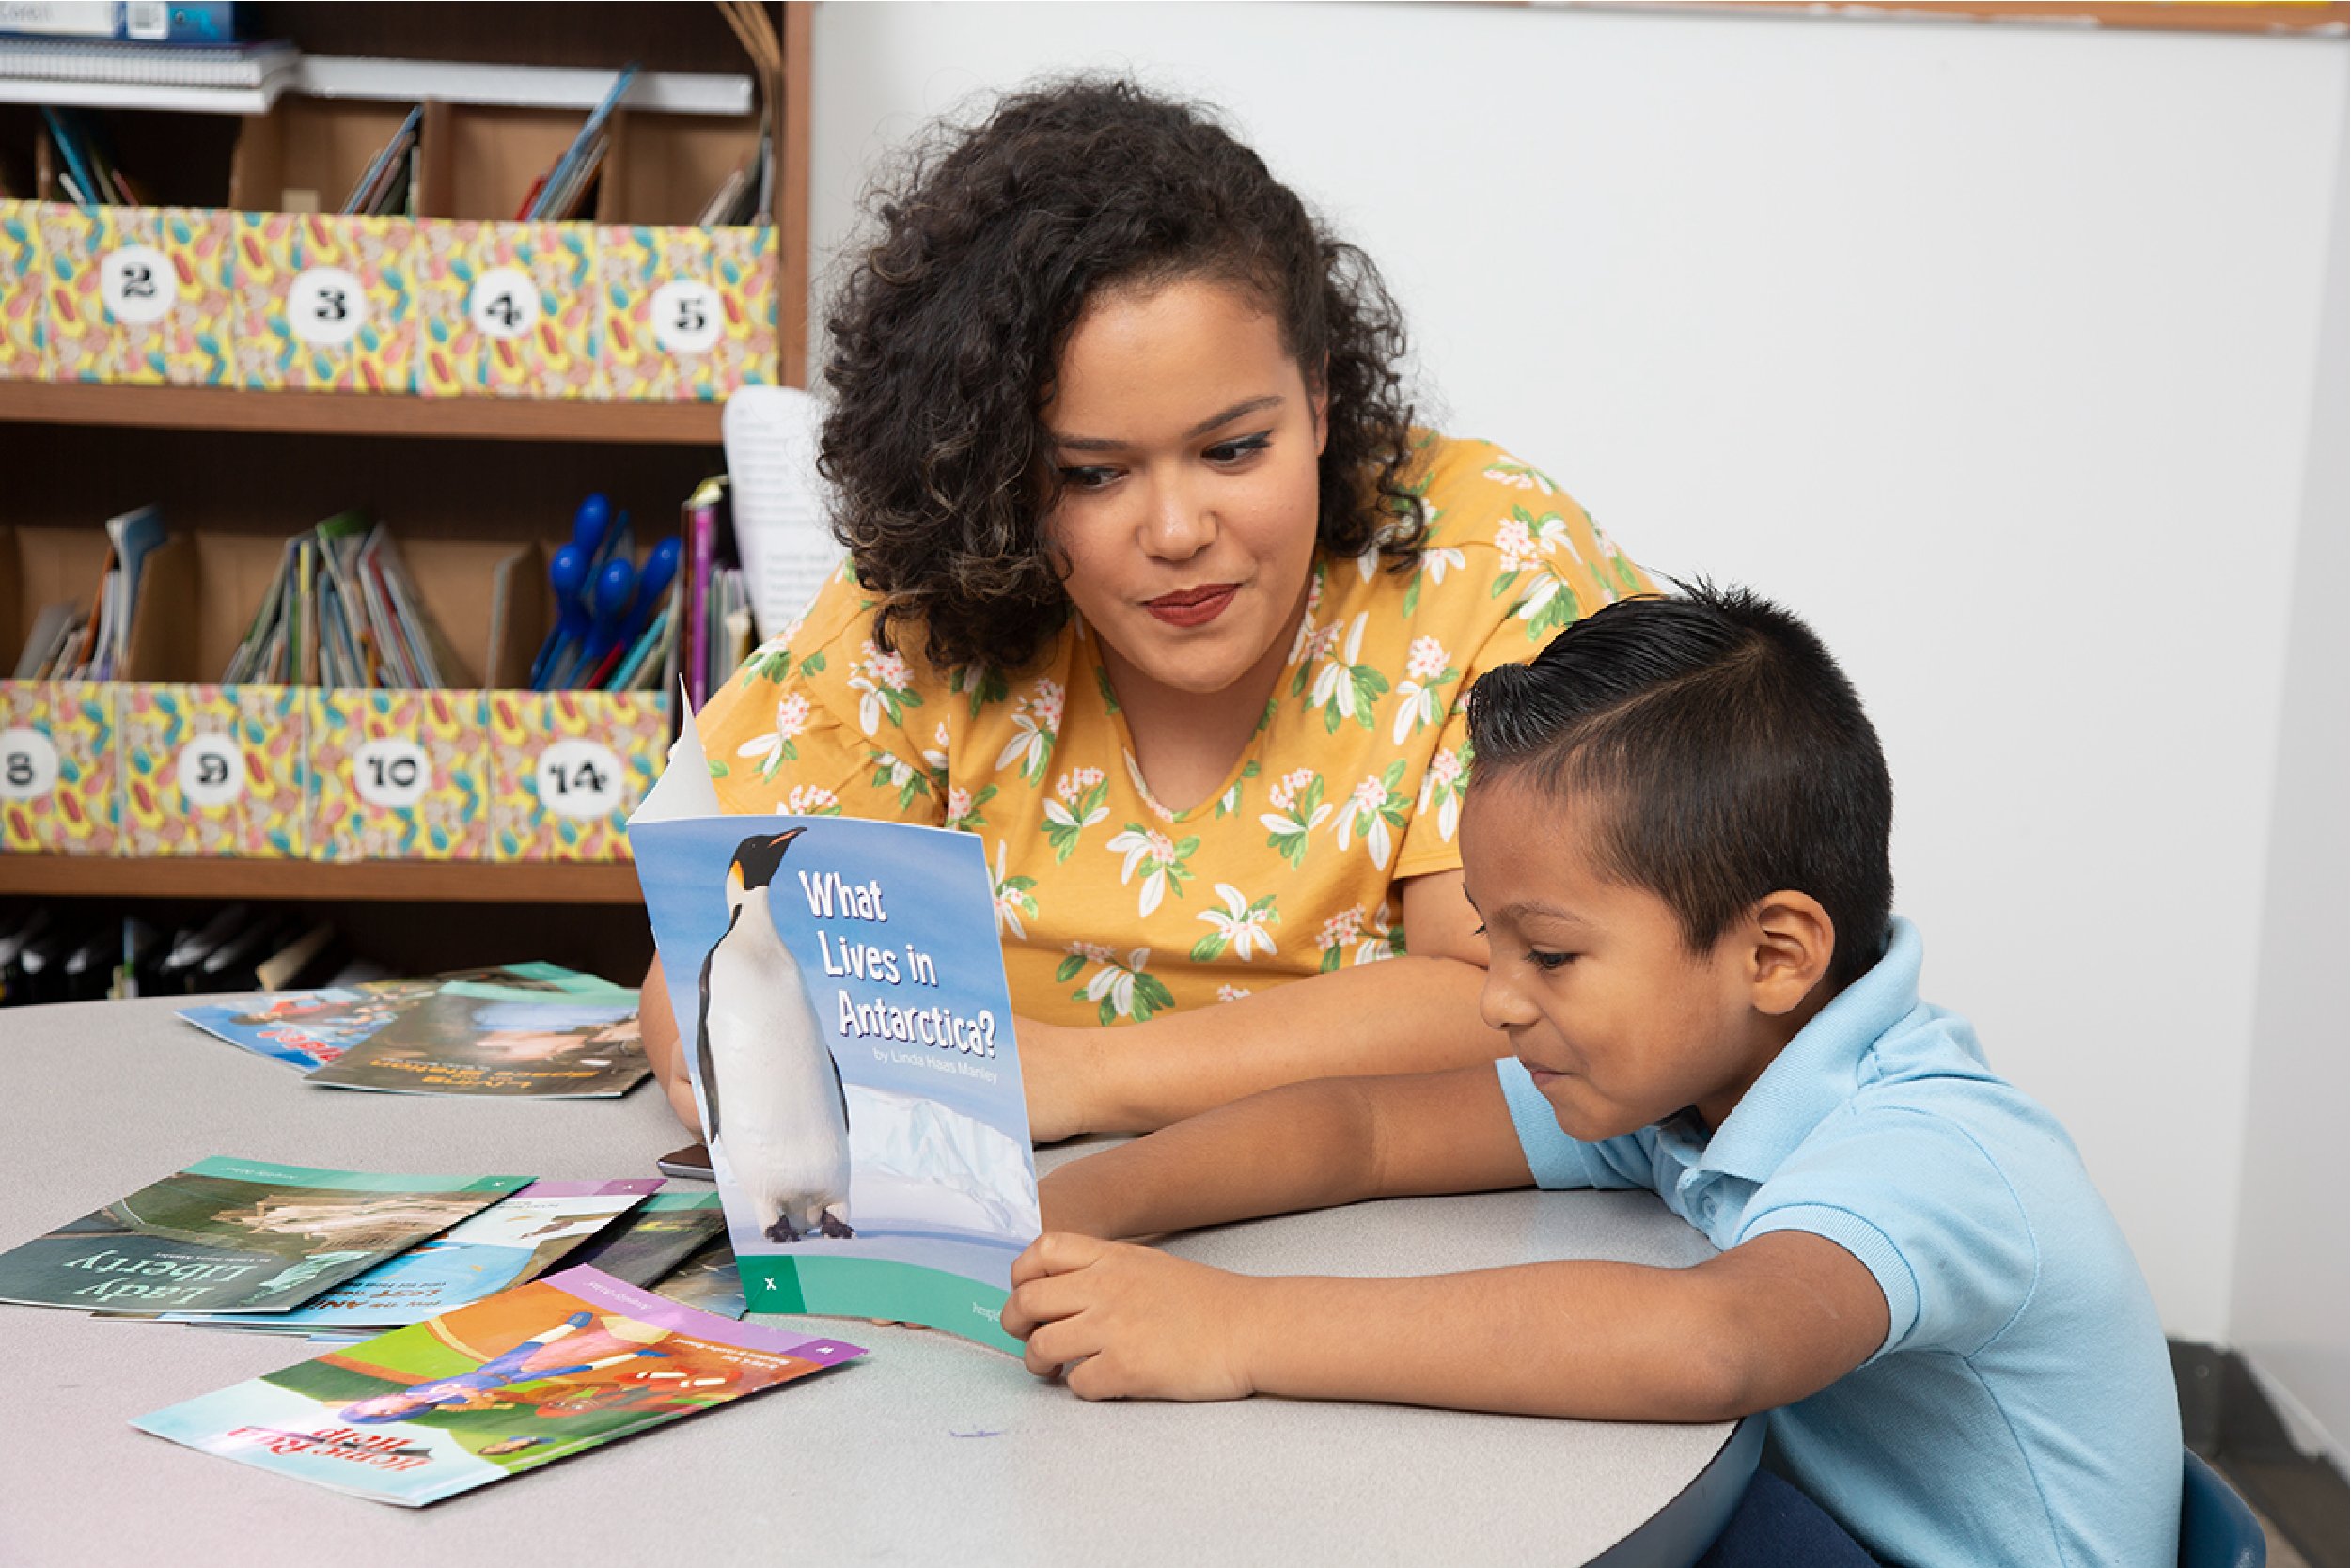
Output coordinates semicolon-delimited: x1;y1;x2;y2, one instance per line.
643;77;1650;1141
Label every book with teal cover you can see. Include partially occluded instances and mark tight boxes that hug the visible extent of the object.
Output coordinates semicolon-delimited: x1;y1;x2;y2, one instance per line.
630;715;1041;1353
302;983;646;1098
559;1189;728;1289
0;1158;529;1313
167;1179;664;1331
131;1266;863;1506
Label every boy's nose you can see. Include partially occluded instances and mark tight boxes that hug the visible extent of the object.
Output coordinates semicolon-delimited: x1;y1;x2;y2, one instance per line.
1476;970;1533;1033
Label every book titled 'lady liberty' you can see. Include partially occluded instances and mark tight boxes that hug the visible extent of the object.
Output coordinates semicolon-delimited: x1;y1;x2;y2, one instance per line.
132;1266;863;1505
0;1158;529;1314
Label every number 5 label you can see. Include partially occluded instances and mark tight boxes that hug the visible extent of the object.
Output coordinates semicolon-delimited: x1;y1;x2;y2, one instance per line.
353;738;431;808
288;266;366;347
650;279;722;354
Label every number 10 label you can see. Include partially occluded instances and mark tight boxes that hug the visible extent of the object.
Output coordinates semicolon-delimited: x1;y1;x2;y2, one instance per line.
352;738;431;808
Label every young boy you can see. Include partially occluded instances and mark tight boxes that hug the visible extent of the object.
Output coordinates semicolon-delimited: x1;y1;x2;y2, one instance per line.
1001;586;2181;1566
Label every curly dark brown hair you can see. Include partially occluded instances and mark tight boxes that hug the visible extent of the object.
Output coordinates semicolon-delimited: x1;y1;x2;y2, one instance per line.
819;76;1427;674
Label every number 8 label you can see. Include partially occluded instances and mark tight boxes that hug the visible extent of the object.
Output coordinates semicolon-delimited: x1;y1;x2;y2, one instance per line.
650;279;722;355
287;266;366;348
0;729;60;799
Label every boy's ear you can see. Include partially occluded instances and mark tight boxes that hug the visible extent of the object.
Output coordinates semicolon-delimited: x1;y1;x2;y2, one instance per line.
1743;891;1836;1016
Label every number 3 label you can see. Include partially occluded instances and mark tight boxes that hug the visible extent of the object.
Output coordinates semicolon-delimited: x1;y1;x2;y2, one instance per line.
287;266;366;347
0;729;59;799
650;279;721;354
176;735;246;808
353;739;431;808
101;244;176;324
469;266;540;341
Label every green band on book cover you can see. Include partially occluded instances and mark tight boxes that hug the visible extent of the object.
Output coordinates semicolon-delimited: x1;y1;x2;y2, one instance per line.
183;1158;531;1195
742;1257;1018;1356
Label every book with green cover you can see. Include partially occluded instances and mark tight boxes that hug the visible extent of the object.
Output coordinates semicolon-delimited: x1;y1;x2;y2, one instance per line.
302;983;647;1099
0;1158;530;1314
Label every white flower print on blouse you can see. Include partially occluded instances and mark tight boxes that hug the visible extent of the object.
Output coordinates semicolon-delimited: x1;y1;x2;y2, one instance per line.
995;679;1064;785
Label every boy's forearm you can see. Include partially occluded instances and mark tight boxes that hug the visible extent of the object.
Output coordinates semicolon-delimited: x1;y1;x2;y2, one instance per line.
1042;1078;1383;1240
1232;1262;1754;1422
1089;956;1501;1132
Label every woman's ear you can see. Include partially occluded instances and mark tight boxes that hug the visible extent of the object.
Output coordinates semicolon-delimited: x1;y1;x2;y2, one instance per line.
1309;356;1331;457
1744;891;1836;1017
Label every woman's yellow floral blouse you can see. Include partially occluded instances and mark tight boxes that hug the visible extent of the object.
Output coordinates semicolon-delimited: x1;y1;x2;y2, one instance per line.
697;435;1650;1027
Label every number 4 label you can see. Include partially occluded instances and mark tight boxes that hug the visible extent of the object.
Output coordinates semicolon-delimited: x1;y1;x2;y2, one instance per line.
353;738;431;808
469;266;540;341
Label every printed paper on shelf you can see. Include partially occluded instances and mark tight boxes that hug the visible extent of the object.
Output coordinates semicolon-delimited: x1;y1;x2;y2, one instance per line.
0;1158;529;1313
306;689;491;862
0;200;48;379
485;688;668;863
166;1179;664;1330
630;709;1042;1354
414;220;599;400
230;212;415;393
131;1267;863;1506
38;204;234;386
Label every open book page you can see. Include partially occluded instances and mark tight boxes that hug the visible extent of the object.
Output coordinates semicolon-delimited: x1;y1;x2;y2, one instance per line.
720;386;842;643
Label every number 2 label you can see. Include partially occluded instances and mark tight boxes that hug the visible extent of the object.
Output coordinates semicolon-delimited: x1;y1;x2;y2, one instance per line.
101;244;176;325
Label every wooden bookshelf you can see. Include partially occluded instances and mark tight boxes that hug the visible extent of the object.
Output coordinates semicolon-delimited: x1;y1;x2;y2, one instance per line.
0;382;725;444
0;854;645;904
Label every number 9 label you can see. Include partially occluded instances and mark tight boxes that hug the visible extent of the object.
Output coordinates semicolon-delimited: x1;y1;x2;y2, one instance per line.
101;244;176;325
469;266;541;341
650;279;722;355
353;739;431;809
287;266;366;347
176;734;246;809
0;729;60;799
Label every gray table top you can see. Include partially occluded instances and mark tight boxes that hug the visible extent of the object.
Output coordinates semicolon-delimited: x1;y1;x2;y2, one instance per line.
0;994;1747;1567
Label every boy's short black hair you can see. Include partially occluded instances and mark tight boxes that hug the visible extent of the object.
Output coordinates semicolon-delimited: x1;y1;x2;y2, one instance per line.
1465;584;1894;988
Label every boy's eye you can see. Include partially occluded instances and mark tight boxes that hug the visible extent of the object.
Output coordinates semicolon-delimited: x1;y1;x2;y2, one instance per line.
1528;949;1575;972
1205;432;1272;464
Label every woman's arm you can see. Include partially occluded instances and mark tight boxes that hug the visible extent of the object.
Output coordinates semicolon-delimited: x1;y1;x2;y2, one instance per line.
1021;866;1498;1140
638;960;703;1132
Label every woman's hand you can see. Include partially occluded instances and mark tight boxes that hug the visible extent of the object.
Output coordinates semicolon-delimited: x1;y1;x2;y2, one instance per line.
1001;1232;1259;1402
1015;1015;1105;1144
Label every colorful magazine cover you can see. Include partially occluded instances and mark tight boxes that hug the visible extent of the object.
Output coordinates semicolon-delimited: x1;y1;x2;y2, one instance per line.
649;1233;746;1320
178;963;626;1070
558;1189;729;1290
302;983;648;1098
630;715;1042;1353
167;1179;666;1332
133;1267;864;1506
0;1159;530;1314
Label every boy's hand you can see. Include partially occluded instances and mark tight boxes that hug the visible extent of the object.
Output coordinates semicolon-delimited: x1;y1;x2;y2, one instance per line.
1001;1232;1258;1402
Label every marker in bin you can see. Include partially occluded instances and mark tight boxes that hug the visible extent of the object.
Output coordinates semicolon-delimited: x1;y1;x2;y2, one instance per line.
530;496;681;692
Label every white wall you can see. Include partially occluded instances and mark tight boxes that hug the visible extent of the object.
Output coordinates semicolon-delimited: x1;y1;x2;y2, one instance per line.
2227;125;2348;1466
807;3;2348;1354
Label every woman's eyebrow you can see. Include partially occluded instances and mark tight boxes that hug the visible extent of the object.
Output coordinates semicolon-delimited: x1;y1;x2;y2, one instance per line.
1047;394;1285;452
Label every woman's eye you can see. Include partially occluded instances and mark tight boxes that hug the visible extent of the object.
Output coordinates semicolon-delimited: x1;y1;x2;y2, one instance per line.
1058;466;1120;491
1205;432;1272;464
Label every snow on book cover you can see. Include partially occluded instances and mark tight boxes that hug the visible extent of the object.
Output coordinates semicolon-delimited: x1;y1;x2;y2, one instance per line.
630;718;1041;1352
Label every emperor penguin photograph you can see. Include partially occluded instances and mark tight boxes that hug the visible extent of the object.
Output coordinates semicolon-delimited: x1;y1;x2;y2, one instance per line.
696;828;855;1244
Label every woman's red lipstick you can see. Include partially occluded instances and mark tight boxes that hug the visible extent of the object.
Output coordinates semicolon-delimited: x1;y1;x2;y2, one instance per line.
1144;584;1238;628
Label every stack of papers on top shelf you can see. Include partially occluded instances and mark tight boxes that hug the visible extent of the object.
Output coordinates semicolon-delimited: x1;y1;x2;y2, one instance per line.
0;35;296;88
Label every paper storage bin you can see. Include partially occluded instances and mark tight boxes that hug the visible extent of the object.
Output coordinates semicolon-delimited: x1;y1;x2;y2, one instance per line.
306;688;491;861
0;201;48;381
486;688;668;861
230;212;416;393
594;223;777;402
0;681;118;855
38;204;235;387
118;683;307;858
414;219;600;400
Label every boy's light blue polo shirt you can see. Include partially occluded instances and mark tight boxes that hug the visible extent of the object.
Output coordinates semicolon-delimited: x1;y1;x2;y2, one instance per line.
1496;917;2181;1568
